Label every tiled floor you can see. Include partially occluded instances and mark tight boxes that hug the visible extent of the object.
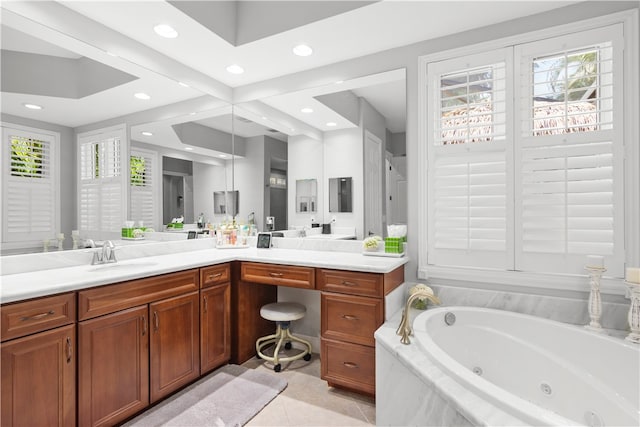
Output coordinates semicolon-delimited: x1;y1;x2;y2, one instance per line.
243;351;375;426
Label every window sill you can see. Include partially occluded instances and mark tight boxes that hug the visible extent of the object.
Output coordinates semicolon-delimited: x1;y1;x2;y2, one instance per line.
419;265;628;296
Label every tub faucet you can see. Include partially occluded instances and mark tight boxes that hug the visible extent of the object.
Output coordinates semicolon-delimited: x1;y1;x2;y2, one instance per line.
396;287;441;344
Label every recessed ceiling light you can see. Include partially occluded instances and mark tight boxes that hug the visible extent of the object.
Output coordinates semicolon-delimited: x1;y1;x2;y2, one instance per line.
262;116;267;120
134;92;151;100
326;122;337;127
335;80;344;84
141;131;153;136
219;154;227;158
292;44;313;57
106;51;118;57
178;81;190;88
290;128;295;132
185;147;194;151
226;64;244;74
189;112;197;116
23;103;43;110
301;107;314;114
154;24;178;39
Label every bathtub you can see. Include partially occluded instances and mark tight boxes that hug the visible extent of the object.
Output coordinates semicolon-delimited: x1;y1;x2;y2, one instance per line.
405;307;639;426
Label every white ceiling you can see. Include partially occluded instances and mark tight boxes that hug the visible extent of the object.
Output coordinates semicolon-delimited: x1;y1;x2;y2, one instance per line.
1;0;578;158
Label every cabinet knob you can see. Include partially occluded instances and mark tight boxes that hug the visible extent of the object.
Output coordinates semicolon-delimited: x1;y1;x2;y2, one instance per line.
269;272;284;278
341;281;358;287
20;310;54;322
343;361;359;369
342;314;359;321
207;273;222;281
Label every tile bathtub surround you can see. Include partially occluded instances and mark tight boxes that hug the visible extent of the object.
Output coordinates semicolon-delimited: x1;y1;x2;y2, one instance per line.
425;283;630;332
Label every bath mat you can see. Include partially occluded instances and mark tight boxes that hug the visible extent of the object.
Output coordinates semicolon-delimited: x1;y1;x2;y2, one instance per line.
122;364;287;426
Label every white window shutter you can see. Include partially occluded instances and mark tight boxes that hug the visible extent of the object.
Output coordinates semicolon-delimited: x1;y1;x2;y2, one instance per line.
77;126;128;234
1;126;59;247
427;48;513;269
130;148;159;229
514;24;624;277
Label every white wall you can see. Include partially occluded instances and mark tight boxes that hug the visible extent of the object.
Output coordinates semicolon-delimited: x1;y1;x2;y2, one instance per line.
323;127;364;238
193;161;226;225
233;136;265;226
287;134;324;227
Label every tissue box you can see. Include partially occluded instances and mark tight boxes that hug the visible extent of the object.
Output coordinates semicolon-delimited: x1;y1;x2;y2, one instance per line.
384;237;404;254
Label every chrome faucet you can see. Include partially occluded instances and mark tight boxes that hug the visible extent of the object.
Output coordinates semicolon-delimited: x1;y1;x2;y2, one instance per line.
91;240;117;265
299;226;307;238
396;287;441;344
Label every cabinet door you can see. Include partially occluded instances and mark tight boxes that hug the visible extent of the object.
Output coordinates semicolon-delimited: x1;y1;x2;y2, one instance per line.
78;306;149;427
1;324;75;427
201;284;231;374
150;291;200;402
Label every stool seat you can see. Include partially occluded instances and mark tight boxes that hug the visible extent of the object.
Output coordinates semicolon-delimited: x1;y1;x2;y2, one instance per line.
256;302;312;372
260;302;306;322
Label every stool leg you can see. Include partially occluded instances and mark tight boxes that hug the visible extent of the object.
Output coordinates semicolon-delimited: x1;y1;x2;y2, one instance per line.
283;328;313;357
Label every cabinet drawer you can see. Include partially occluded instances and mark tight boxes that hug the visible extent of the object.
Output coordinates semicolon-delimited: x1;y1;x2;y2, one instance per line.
316;269;382;297
321;293;383;346
78;269;199;320
1;293;76;342
200;264;230;288
241;262;315;289
321;338;375;395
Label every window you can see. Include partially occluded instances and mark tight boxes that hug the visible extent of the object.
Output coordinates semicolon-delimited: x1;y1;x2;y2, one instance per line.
1;125;59;249
130;148;159;229
77;126;127;233
422;23;630;283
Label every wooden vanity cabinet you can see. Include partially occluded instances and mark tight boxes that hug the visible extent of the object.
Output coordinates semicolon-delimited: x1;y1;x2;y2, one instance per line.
200;265;231;374
1;293;76;427
77;269;199;426
318;266;403;395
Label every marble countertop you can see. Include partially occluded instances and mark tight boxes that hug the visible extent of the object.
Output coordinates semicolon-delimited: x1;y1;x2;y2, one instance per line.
1;244;407;304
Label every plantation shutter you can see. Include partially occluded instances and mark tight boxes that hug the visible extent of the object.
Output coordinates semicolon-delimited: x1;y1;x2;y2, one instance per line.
427;48;513;269
130;148;159;229
514;25;624;276
1;126;58;245
78;126;127;233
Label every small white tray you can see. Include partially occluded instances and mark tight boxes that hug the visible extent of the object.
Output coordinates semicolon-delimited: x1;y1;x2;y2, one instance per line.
362;251;405;258
216;244;250;249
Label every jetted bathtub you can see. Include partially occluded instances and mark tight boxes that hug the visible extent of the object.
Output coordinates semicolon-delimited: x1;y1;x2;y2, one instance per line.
409;307;639;426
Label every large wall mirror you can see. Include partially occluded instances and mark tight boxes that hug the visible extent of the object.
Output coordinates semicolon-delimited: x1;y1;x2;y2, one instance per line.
1;2;407;253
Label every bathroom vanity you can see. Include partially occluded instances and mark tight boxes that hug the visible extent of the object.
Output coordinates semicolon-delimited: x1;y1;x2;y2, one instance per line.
0;242;406;426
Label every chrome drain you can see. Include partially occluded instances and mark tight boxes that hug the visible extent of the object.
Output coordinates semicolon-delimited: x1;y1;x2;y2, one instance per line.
472;367;483;376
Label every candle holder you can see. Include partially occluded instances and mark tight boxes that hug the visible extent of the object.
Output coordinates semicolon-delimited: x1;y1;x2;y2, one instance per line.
624;281;640;344
584;266;606;333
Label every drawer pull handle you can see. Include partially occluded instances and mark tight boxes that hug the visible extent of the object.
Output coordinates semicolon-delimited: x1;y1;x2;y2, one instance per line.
153;311;159;331
20;310;54;321
66;337;72;363
343;362;359;369
341;281;358;287
269;272;284;278
203;296;208;313
142;315;147;336
207;273;223;281
342;314;359;321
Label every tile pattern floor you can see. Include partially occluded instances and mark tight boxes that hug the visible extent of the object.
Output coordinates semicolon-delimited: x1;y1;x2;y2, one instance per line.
243;351;375;426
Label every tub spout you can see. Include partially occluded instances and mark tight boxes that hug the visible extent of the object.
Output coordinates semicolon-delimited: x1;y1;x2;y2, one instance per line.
396;288;441;344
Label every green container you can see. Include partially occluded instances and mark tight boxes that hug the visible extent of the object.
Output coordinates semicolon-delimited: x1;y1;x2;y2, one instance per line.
385;237;403;253
121;228;134;238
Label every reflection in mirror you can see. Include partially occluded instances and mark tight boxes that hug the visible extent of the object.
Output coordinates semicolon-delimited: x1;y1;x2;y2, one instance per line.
296;179;317;213
329;177;353;213
236;68;406;239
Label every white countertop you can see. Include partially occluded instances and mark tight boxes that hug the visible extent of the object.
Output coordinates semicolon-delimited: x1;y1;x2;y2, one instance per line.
0;245;407;304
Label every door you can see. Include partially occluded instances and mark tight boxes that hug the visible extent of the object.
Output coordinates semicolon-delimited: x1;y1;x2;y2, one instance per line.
1;324;75;427
150;291;200;403
201;284;231;374
364;131;383;237
78;306;149;427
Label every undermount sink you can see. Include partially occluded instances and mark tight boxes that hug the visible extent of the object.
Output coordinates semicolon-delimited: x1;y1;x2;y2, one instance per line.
87;261;159;273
